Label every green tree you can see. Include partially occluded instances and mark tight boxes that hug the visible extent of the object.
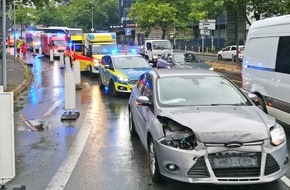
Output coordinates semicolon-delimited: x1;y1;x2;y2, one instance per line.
36;0;119;32
188;0;290;25
15;5;39;36
129;1;177;39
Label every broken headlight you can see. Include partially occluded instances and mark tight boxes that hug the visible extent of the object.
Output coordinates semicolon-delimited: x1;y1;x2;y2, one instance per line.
160;119;197;150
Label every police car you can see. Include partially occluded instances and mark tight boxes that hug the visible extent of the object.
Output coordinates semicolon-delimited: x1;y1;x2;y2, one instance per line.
98;53;152;96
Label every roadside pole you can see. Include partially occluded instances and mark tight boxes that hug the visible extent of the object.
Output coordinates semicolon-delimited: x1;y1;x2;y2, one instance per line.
74;60;82;90
0;89;15;188
49;49;54;63
1;0;7;90
59;52;65;69
61;57;80;121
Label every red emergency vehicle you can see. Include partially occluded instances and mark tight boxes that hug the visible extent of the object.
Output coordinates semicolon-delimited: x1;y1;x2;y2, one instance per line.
40;33;68;57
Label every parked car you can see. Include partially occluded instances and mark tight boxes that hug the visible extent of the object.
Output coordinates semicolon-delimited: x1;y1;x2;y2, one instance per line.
98;53;152;96
128;68;287;184
157;51;213;70
217;45;244;62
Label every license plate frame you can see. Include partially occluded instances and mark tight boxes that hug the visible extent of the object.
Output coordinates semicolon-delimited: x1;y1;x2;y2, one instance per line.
211;155;259;169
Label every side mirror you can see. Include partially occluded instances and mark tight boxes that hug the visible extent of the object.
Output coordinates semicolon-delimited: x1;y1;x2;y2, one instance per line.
247;93;258;102
136;96;151;106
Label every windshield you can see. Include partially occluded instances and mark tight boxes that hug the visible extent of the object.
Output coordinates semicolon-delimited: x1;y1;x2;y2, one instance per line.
52;40;67;47
92;44;118;54
173;53;202;63
113;56;150;69
157;75;250;106
152;41;171;50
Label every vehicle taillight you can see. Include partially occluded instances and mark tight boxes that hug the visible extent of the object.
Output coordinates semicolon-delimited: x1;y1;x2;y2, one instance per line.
238;50;241;54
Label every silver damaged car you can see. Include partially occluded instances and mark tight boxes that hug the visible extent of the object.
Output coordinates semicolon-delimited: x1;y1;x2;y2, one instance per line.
128;68;288;184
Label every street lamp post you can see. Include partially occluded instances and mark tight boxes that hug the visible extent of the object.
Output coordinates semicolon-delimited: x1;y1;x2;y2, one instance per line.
90;1;94;32
13;0;16;60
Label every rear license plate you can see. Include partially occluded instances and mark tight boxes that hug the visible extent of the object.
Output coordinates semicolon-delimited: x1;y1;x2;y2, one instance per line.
212;156;258;168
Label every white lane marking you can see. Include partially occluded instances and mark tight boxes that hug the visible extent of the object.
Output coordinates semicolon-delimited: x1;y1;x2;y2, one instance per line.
43;101;62;117
83;82;91;90
45;113;92;190
281;176;290;187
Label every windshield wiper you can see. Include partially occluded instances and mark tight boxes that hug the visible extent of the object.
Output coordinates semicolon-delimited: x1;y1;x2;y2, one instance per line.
211;103;247;106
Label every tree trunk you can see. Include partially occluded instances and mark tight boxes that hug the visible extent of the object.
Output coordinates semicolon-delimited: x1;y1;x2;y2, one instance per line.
162;28;166;39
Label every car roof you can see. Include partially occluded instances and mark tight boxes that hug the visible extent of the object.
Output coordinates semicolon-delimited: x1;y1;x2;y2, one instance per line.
104;53;143;58
152;68;220;78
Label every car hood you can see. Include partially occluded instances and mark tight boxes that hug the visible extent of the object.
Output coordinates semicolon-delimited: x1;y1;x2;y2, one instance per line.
173;62;210;69
158;106;274;143
118;68;152;80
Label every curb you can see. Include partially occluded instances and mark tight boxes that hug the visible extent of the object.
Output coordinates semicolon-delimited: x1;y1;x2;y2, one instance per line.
12;58;33;99
206;61;242;74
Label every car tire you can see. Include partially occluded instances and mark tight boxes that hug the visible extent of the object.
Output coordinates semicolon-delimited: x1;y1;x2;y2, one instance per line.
257;96;267;113
148;137;162;183
109;80;118;96
129;108;137;137
98;75;104;89
234;55;239;63
89;65;93;77
218;55;222;60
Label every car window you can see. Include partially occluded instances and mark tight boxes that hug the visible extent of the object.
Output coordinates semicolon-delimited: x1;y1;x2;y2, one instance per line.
142;74;153;101
113;56;150;69
137;73;147;94
276;36;290;74
146;42;152;51
157;75;250;106
223;47;231;51
173;53;201;63
161;52;168;60
101;56;109;66
231;46;237;51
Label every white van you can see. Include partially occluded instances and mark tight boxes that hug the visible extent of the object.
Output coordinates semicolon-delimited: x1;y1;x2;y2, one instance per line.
144;39;172;66
242;15;290;126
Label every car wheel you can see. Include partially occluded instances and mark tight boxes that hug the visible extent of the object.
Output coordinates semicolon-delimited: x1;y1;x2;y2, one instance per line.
98;75;104;89
234;55;239;63
257;96;267;113
218;55;222;60
148;137;162;183
109;80;118;96
89;65;94;78
129;108;137;137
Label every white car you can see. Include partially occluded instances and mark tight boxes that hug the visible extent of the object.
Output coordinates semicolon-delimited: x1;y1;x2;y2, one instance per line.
217;45;244;62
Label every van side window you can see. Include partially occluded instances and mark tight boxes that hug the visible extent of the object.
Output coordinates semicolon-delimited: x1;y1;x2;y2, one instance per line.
276;36;290;74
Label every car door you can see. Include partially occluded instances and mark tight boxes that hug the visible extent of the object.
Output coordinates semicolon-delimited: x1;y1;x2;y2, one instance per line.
146;42;153;61
230;46;237;59
222;46;231;59
138;74;154;145
101;56;112;86
131;74;146;139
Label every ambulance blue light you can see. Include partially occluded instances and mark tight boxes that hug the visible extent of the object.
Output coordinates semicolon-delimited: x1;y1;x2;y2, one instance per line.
111;49;118;54
131;49;136;53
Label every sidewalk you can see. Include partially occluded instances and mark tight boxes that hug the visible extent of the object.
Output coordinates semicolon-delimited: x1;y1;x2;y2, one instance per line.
1;52;33;98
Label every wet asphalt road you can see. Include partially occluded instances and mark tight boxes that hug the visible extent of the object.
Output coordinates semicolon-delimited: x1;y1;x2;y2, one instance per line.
4;51;290;190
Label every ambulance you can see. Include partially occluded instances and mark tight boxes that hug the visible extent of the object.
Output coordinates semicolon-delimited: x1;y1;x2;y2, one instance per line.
40;33;68;57
68;32;119;75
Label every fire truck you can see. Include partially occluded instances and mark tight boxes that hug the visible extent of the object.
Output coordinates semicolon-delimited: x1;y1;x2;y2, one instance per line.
40;33;68;57
67;32;118;75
